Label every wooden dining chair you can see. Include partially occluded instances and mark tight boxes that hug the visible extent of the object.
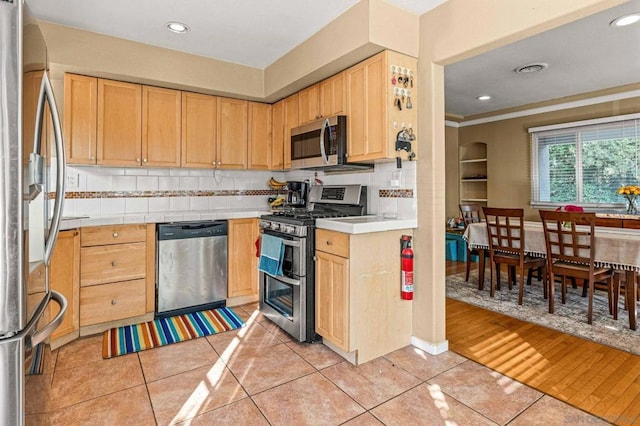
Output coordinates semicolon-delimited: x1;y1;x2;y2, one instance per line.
482;207;547;304
459;204;486;285
539;210;616;325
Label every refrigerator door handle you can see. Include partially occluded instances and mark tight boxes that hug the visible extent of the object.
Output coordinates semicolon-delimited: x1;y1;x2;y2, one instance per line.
29;290;67;347
34;71;66;266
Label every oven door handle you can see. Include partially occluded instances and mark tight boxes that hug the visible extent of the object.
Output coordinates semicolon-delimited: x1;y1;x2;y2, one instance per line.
260;231;302;248
281;239;301;248
264;272;301;287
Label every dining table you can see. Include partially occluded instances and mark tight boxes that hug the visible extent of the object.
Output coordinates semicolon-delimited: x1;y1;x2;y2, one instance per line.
463;221;640;330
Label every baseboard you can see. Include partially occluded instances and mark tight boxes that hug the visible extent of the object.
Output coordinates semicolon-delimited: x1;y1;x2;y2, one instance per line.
323;339;358;366
80;313;154;337
411;336;449;355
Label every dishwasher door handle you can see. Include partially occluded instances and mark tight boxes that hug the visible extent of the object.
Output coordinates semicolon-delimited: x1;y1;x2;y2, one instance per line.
180;223;218;230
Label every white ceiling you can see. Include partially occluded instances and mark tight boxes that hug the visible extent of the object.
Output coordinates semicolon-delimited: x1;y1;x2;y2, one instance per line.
25;0;640;117
445;0;640;117
24;0;445;69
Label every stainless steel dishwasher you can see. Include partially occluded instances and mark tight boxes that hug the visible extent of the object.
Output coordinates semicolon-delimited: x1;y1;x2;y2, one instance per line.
156;221;228;317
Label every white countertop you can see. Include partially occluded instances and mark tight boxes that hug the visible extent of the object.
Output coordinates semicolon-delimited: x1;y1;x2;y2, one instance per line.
316;216;417;234
59;209;268;230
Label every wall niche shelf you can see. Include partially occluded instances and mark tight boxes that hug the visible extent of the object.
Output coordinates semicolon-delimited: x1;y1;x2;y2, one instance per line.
459;142;488;206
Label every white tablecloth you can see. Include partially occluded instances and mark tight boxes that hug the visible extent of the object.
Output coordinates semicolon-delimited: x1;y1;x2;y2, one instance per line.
463;221;640;272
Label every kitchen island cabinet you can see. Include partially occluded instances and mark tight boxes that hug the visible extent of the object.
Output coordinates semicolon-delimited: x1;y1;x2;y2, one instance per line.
315;228;413;365
49;230;80;349
78;224;155;336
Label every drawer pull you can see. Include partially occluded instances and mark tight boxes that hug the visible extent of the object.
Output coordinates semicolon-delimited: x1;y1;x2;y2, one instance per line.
112;232;119;238
326;240;333;245
111;260;118;267
111;300;117;305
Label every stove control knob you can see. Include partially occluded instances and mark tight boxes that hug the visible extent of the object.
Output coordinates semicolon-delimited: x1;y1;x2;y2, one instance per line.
282;225;294;234
259;220;269;229
271;223;280;231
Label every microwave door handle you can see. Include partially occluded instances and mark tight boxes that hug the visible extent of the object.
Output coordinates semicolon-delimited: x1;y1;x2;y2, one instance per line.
38;71;66;266
319;118;330;164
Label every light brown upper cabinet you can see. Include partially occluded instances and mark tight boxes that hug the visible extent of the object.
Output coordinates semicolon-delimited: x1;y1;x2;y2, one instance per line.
346;54;385;162
63;73;97;165
217;97;248;169
346;51;418;163
142;86;181;167
299;84;320;124
283;93;299;170
320;71;345;118
248;102;272;170
271;99;285;170
97;79;142;167
181;91;217;168
299;72;345;125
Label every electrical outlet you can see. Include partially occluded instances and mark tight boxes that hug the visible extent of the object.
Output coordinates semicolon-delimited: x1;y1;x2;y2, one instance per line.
66;173;79;188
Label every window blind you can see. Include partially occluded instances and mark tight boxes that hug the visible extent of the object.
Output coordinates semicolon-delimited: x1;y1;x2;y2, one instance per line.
531;117;639;206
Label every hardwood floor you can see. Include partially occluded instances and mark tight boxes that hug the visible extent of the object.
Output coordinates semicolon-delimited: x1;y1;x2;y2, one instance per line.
446;260;640;425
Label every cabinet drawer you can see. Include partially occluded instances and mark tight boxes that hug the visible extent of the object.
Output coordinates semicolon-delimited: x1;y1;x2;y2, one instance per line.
80;279;146;326
81;224;147;247
316;229;349;258
81;242;146;286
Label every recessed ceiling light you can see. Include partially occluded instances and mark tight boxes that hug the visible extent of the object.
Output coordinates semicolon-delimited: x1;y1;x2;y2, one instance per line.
166;22;190;34
610;12;640;27
514;63;548;74
476;95;491;101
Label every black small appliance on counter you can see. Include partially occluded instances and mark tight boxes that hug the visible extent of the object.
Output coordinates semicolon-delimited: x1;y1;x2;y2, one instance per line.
287;181;308;207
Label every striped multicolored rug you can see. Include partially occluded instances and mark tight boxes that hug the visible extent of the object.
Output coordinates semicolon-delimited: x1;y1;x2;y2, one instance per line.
102;307;244;358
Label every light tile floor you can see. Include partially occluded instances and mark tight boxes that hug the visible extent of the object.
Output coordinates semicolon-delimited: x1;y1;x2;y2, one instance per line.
26;303;610;425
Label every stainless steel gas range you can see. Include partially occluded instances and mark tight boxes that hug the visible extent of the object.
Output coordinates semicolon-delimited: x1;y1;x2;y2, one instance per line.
258;184;367;342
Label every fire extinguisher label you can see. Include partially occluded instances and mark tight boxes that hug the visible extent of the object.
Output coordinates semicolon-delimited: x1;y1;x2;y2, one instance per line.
402;271;413;292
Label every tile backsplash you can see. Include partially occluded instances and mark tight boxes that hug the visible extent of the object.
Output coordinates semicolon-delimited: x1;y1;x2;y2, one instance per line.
63;160;417;219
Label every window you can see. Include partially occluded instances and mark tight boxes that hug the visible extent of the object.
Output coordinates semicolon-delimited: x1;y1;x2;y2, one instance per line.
530;114;640;208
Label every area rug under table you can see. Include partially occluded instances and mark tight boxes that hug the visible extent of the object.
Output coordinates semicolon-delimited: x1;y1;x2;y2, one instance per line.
103;307;245;358
446;271;640;355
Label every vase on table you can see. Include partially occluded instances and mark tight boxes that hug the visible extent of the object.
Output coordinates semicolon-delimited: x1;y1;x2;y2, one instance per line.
625;195;638;214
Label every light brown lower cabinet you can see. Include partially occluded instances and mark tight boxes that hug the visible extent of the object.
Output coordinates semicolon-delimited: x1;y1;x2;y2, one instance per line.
227;218;259;300
49;230;80;349
78;224;155;335
315;228;413;365
80;279;146;326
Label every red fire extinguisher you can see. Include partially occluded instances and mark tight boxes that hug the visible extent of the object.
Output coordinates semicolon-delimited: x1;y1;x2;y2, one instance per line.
401;235;413;300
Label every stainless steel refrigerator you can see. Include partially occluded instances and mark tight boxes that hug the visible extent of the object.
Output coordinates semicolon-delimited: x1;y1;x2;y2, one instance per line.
0;1;68;424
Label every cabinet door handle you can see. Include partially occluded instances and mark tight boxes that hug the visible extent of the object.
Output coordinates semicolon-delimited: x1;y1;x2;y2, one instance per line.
143;158;148;163
113;232;119;238
111;300;117;305
111;260;117;267
136;157;141;163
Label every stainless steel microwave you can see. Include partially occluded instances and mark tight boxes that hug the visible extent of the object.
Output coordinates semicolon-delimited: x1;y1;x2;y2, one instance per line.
290;115;372;172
